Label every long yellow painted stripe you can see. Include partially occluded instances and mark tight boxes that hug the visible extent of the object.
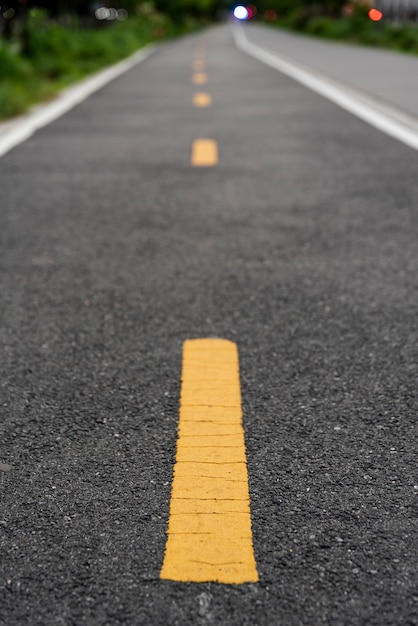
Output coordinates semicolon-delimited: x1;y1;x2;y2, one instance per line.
161;339;258;584
191;139;218;167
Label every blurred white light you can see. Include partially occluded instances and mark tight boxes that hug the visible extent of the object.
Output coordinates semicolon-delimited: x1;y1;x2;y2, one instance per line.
233;5;249;20
117;8;128;20
107;8;118;20
95;7;109;19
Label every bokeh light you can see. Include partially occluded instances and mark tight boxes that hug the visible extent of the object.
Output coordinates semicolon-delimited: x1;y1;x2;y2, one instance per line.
368;8;383;20
233;6;249;20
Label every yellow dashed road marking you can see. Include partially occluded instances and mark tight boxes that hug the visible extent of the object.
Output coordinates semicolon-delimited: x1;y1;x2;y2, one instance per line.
194;59;205;71
191;139;218;167
193;93;212;108
193;72;208;85
160;339;258;584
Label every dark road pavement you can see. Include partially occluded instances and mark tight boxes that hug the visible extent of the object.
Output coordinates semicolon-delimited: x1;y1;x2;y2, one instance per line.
242;22;418;119
1;24;417;625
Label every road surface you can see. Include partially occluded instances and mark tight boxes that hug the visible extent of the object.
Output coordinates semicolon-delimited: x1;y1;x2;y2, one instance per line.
1;23;417;626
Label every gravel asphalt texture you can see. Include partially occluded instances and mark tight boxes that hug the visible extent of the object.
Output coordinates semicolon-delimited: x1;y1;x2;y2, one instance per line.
1;24;417;626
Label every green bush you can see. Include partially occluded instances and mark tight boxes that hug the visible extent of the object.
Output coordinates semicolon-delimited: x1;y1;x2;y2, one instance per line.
305;16;340;37
384;24;418;51
0;9;200;120
268;6;418;55
0;44;31;80
0;82;30;117
331;18;352;38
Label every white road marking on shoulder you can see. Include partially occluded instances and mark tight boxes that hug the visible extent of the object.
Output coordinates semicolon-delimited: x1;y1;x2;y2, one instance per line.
232;24;418;151
0;45;156;159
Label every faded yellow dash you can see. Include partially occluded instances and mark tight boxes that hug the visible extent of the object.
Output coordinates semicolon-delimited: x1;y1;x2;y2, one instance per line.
160;338;258;584
193;92;212;108
191;140;218;167
194;59;205;71
193;72;208;85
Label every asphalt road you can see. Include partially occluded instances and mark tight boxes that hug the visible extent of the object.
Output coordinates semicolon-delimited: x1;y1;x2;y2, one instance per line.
1;23;417;626
243;23;418;118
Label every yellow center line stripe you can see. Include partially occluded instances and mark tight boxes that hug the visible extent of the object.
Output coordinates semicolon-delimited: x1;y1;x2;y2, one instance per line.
160;339;259;584
193;93;212;108
194;59;205;71
193;72;208;85
191;139;218;167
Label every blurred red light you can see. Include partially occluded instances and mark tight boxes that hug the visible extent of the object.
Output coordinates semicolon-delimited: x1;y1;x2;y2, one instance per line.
368;8;383;20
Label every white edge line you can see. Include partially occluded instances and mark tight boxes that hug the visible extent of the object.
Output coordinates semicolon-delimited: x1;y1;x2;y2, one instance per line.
231;24;418;151
0;44;156;159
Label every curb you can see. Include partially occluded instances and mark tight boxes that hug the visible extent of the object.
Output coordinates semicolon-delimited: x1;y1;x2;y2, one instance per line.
0;44;156;159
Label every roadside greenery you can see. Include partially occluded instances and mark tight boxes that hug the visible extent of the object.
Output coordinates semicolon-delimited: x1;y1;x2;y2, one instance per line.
262;2;418;54
2;0;418;121
303;16;418;53
0;4;203;120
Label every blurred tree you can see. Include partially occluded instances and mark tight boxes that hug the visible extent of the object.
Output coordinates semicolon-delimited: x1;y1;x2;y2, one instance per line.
257;0;347;17
1;0;29;39
30;0;90;15
153;0;223;20
10;0;225;19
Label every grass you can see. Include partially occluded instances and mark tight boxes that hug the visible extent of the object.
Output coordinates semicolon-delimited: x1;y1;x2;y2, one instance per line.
0;8;200;120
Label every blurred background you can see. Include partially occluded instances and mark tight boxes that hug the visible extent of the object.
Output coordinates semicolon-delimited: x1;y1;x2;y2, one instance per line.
1;0;418;120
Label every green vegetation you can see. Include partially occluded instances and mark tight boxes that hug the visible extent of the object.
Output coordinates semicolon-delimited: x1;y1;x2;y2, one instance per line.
2;0;417;121
303;16;418;53
259;1;418;54
0;3;211;120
